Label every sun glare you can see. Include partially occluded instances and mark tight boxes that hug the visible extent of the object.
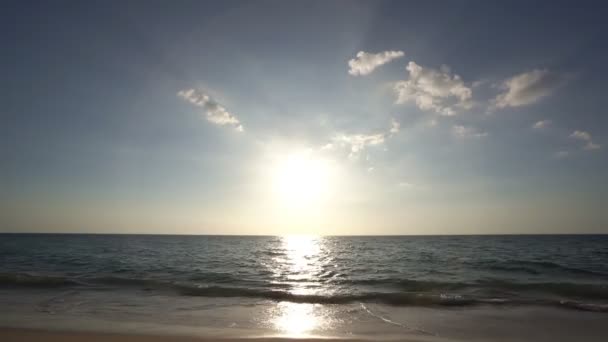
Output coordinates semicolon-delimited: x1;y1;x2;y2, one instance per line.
271;152;333;208
270;236;324;337
272;302;319;337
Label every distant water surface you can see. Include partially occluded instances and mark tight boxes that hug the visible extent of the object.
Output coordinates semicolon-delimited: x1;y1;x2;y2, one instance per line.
1;234;607;311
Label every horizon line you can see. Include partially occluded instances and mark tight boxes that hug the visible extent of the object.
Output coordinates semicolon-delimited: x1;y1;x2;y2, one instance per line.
0;232;606;237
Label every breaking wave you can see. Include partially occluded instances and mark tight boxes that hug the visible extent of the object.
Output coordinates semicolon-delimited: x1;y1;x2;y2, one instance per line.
1;272;607;312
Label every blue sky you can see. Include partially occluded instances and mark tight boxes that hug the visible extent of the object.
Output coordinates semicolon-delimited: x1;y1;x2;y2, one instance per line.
1;0;606;234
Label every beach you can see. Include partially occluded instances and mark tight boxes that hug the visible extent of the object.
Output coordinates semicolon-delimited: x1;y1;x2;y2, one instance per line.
2;307;608;341
0;329;378;342
0;328;377;342
3;0;607;339
2;295;608;341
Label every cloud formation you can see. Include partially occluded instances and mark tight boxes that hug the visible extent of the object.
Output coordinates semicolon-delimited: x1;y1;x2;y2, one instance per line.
394;62;472;116
331;133;386;159
328;118;400;160
532;120;552;129
452;125;488;139
570;130;591;141
177;88;243;132
494;69;567;109
389;118;400;134
569;130;601;150
348;50;405;76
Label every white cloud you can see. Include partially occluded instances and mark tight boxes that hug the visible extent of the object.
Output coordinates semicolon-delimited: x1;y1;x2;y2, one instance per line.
394;62;473;116
452;125;488;139
389;118;400;134
348;50;405;76
328;119;400;160
570;130;591;141
320;143;334;151
569;130;601;150
584;142;601;150
532;120;552;129
494;69;567;109
177;88;243;132
331;133;386;160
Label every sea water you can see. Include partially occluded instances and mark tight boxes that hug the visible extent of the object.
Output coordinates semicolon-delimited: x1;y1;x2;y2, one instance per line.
1;234;607;339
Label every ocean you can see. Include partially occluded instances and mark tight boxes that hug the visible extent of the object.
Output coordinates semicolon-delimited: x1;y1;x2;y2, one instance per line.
1;234;607;340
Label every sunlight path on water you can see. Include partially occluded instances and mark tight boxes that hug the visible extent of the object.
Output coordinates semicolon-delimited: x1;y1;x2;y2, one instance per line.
267;236;333;337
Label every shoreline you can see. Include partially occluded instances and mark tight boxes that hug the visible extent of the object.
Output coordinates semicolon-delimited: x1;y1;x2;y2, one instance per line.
0;328;387;342
3;303;608;342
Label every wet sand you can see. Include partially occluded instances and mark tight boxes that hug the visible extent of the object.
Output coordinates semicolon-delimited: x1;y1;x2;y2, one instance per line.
0;328;383;342
2;299;608;342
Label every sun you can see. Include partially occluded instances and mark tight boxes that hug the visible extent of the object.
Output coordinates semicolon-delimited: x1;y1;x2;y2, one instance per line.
271;152;333;208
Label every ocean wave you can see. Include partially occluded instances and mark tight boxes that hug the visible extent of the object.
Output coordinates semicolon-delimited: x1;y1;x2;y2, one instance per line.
482;264;542;275
559;301;608;312
0;273;80;287
256;250;285;257
476;279;608;300
351;278;470;291
90;276;171;289
342;277;608;300
1;272;607;312
479;260;608;277
175;285;482;306
175;284;608;312
188;272;244;283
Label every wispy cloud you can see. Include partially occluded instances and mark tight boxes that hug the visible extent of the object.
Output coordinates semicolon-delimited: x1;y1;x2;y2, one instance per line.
327;118;401;160
452;125;488;139
389;118;400;134
494;69;568;109
177;88;243;132
553;150;570;159
331;133;386;159
394;62;472;116
532;120;552;129
569;130;601;150
570;130;591;141
348;50;404;76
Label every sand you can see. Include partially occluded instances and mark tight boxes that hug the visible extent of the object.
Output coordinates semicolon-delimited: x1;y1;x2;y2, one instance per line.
0;328;377;342
2;303;608;341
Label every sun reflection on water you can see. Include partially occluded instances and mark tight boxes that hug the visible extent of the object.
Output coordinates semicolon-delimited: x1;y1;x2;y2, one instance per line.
272;301;320;337
280;235;323;294
268;235;326;336
284;235;320;271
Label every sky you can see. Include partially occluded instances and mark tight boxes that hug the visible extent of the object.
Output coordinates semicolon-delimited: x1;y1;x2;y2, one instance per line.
1;0;607;235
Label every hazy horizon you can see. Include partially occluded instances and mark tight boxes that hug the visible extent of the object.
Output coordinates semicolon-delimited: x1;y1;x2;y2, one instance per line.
1;232;607;236
1;0;607;235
